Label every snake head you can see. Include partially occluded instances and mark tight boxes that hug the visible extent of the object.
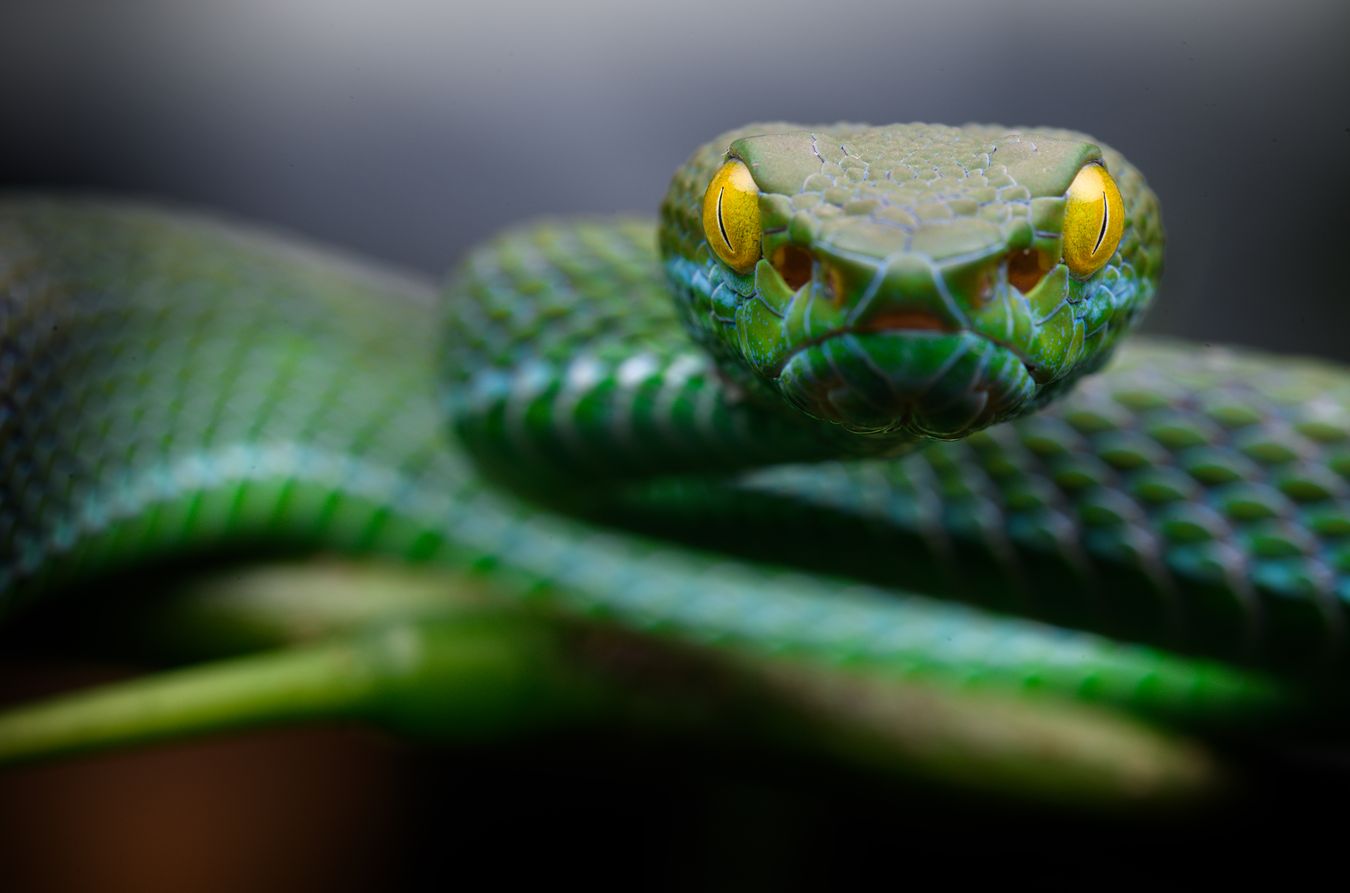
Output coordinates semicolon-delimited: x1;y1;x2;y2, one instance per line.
660;123;1163;441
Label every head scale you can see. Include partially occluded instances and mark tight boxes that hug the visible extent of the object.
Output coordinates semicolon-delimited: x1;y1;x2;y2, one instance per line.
658;123;1163;442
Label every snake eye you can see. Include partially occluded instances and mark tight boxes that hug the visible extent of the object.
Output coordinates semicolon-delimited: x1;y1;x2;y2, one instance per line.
701;159;761;273
1062;163;1125;279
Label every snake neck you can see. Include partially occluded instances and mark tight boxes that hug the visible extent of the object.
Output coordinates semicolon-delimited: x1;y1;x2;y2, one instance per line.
442;219;904;488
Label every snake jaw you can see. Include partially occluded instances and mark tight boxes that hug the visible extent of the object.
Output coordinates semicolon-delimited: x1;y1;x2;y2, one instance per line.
741;244;1047;438
742;225;1152;439
755;238;1154;439
772;327;1039;439
719;245;1071;438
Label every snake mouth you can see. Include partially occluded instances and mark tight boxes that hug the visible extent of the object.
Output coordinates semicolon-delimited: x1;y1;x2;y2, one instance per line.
773;309;960;374
774;325;1039;439
856;310;953;334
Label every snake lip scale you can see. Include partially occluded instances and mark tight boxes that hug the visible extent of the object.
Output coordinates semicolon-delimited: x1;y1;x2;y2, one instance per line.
774;314;1047;386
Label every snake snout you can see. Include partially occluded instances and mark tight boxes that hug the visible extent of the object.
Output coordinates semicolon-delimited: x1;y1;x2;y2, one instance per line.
763;243;1047;439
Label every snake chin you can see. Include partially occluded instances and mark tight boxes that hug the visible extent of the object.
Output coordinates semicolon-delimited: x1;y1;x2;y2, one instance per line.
774;329;1039;439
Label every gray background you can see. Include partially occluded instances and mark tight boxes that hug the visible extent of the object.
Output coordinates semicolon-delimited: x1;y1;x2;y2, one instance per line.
3;0;1348;358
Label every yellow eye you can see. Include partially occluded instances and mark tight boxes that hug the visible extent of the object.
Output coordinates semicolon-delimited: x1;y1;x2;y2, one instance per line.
1062;163;1125;279
701;159;762;273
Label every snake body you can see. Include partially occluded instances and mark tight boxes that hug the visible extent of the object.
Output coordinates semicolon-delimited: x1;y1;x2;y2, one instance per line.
1;123;1348;784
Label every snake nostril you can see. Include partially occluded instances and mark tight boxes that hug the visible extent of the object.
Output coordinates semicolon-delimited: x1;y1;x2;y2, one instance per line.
771;244;814;291
1007;248;1051;294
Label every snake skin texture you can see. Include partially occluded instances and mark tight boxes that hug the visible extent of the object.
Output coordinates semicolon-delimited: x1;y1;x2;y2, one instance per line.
2;123;1348;768
447;214;1350;682
0;197;1284;722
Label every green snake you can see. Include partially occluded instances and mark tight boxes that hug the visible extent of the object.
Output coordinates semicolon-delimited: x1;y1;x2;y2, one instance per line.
2;123;1347;803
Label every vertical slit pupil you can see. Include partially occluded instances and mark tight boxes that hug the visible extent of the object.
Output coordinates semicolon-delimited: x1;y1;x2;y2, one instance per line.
1092;191;1110;255
715;187;733;249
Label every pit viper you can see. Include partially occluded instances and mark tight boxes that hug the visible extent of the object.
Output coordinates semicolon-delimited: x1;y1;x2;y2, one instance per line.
1;123;1347;804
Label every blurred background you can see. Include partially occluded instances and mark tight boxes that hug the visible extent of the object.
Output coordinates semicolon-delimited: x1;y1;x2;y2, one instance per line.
1;0;1348;888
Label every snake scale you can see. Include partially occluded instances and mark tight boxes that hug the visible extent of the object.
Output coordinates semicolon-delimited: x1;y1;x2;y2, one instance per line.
1;123;1348;801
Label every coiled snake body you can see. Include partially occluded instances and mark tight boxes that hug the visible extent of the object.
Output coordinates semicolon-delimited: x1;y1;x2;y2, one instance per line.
1;123;1347;801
